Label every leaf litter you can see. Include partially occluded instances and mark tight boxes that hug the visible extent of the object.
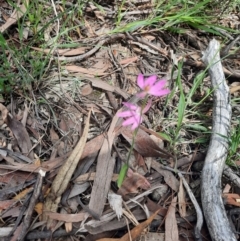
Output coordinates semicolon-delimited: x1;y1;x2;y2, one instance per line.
0;0;240;240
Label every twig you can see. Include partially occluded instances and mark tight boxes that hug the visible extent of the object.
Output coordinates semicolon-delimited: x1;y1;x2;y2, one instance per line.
54;38;108;62
223;165;240;189
77;196;100;220
54;33;168;63
50;0;60;36
221;35;240;57
8;193;32;237
18;170;46;241
25;228;79;240
178;173;203;241
201;39;237;241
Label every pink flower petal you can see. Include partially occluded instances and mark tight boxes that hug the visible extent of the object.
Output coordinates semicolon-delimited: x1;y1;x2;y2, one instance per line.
152;79;167;90
137;74;145;89
149;88;170;96
117;110;133;118
122;117;137;126
144;75;157;87
131;121;139;130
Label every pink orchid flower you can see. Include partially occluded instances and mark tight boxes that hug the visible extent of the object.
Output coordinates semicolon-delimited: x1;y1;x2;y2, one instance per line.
117;101;151;130
137;74;170;98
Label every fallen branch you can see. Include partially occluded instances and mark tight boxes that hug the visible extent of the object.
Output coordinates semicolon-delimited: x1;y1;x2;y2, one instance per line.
178;172;203;241
18;170;45;241
201;39;237;241
223;164;240;189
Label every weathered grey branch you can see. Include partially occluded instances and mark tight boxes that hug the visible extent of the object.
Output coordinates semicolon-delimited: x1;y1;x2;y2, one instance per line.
223;164;240;188
201;39;236;241
178;173;203;241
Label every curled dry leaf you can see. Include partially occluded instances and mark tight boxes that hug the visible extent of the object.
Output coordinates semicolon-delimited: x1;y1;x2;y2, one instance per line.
6;115;34;160
0;103;8;123
151;160;179;192
0;0;29;33
44;211;87;222
119;56;138;65
31;46;88;56
223;193;240;207
65;64;108;77
165;196;178;241
97;209;160;241
81;84;93;96
49;128;59;145
43;110;91;229
178;178;187;217
0;200;15;210
118;169;151;198
120;126;172;159
88;112;120;216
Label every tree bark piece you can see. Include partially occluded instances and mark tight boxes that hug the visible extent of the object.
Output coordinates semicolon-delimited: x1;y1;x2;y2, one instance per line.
201;39;236;241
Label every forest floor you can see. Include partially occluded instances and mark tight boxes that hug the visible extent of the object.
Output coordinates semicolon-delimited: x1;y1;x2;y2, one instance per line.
0;0;240;240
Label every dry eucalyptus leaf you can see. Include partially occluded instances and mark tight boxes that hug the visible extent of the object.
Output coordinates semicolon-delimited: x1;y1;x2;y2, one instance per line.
0;104;8;123
120;126;171;158
97;209;160;241
178;178;187;217
6;115;34;160
165;196;178;241
81;84;93;96
118;169;151;198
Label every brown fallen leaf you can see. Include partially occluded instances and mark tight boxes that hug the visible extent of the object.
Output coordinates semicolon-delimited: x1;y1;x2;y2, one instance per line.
31;46;88;56
97;209;160;241
230;85;240;94
119;56;138;65
0;134;105;174
0;162;47;173
65;222;72;233
118;169;151;199
0;103;8;121
0;0;29;33
50;128;59;144
151;160;179;192
165;196;178;241
0;200;15;210
14;187;34;200
43;110;91;229
10;223;23;241
74;172;119;183
178;178;186;217
79;76;129;99
44;211;87;222
223;193;240;207
80;134;105;160
65;65;108;76
21;103;29;127
89;113;119;216
146;198;168;216
6;115;34;160
0;169;35;186
2;206;20;218
134;151;147;172
81;84;93;96
120;126;172;159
